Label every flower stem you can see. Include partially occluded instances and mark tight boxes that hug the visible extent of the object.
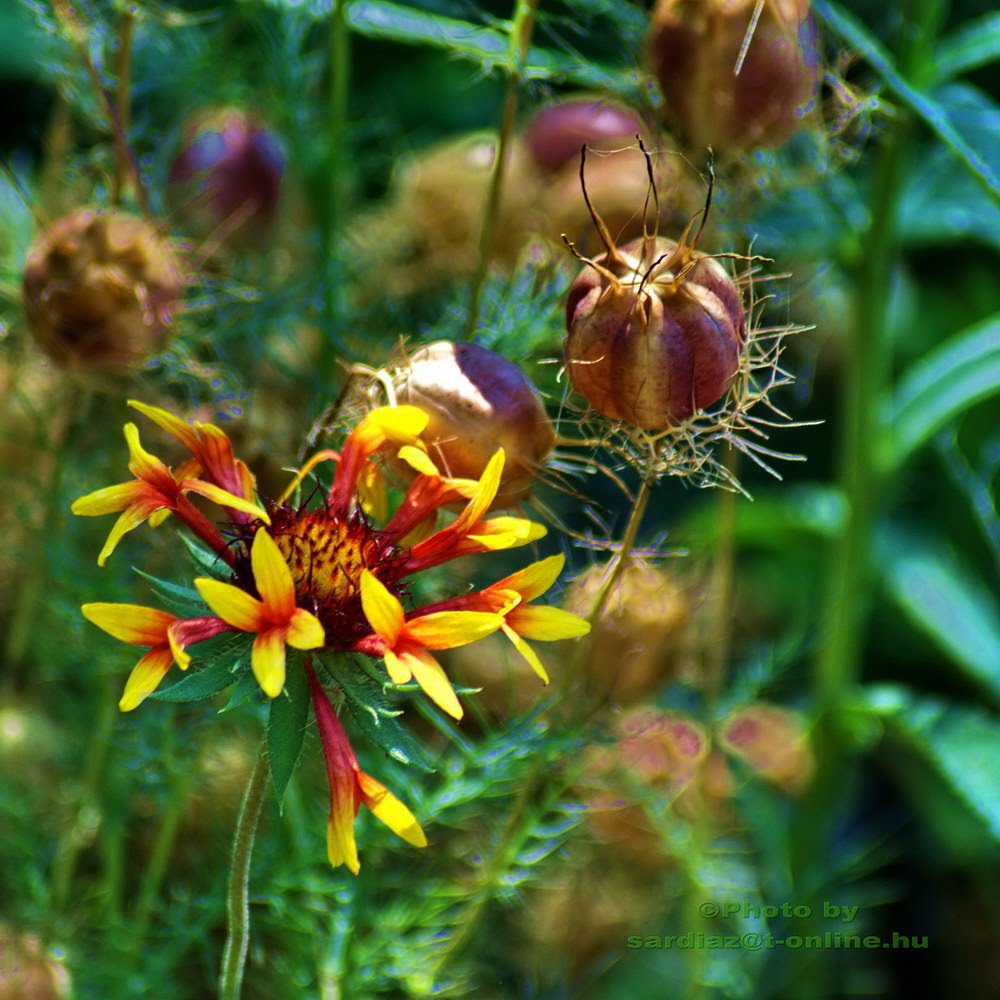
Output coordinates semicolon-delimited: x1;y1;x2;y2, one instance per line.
464;0;539;339
219;745;269;1000
111;5;135;205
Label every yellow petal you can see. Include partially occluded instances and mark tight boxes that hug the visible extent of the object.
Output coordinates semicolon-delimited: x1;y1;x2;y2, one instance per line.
500;623;550;684
383;648;412;685
359;570;404;644
119;647;175;711
148;508;172;528
452;449;505;531
356;460;389;523
82;603;174;645
124;423;174;489
251;529;296;620
492;555;565;603
184;480;270;523
286;607;326;650
128;399;201;452
366;405;430;441
251;628;287;698
195;578;265;632
406;611;503;650
71;480;147;517
397;444;439;477
356;771;428;848
508;605;592;641
97;503;162;567
402;645;463;719
326;802;361;875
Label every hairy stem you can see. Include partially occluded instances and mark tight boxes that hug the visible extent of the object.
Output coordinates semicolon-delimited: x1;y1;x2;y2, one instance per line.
219;746;270;1000
464;0;539;339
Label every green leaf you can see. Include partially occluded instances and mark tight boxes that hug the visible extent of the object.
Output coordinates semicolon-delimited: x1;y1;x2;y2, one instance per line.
934;13;1000;82
324;656;437;773
879;531;1000;702
884;312;1000;464
267;662;311;810
181;533;233;580
149;659;237;703
814;1;1000;202
865;687;1000;841
222;668;263;712
133;569;204;616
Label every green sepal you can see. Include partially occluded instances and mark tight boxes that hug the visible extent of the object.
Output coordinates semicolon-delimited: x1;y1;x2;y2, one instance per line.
323;656;437;774
267;660;310;812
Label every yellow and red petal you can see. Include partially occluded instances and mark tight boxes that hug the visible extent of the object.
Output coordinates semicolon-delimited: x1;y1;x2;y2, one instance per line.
250;529;296;620
383;647;413;685
359;570;405;644
465;516;547;549
356;459;389;523
183;480;270;523
286;607;326;650
399;645;463;719
500;623;550;684
97;502;164;566
508;605;592;640
251;627;287;698
71;480;150;517
326;803;361;875
405;610;504;650
123;424;177;495
119;647;175;711
491;555;565;603
356;771;428;848
167;615;232;671
82;602;174;645
195;578;265;632
128;399;201;453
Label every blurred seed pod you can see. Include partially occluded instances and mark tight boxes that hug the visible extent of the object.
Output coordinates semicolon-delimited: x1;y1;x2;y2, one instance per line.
566;229;746;429
441;634;542;721
350;132;544;297
648;0;820;154
580;707;713;866
565;562;694;705
167;107;285;244
21;209;183;372
393;340;554;508
0;926;70;1000
523;95;649;174
718;702;815;795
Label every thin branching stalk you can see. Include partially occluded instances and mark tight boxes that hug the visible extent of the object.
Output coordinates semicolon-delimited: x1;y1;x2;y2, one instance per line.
219;747;270;1000
464;0;539;339
111;6;135;204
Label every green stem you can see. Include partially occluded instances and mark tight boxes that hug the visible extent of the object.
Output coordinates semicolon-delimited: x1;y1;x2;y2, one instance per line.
464;0;539;339
218;746;270;1000
703;446;739;700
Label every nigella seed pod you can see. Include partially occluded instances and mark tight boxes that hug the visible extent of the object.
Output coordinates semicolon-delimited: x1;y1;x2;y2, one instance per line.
565;218;746;429
21;209;183;371
523;96;648;173
394;341;554;508
167;107;285;242
648;0;820;154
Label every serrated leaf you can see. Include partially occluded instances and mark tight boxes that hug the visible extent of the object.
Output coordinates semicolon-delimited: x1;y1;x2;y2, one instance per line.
267;662;310;810
885;313;1000;464
149;659;237;703
879;530;1000;701
133;568;204;616
181;532;233;579
934;13;1000;82
325;657;437;773
222;668;262;712
815;0;1000;202
865;687;1000;840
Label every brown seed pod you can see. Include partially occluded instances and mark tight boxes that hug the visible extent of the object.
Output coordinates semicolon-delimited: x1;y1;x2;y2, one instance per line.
718;702;815;796
21;209;183;372
565;562;694;705
565;171;747;429
394;340;555;508
648;0;820;154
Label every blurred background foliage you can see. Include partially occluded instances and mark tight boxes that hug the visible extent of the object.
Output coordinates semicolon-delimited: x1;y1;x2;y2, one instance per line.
0;0;998;998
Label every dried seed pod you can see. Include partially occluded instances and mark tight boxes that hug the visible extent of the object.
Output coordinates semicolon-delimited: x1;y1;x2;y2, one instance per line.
718;702;815;795
565;563;693;704
523;96;648;173
167;107;285;242
395;341;554;508
21;209;183;371
648;0;820;153
565;222;746;429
